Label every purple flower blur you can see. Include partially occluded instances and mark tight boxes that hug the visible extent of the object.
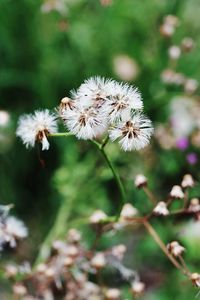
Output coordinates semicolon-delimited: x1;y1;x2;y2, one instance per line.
176;137;189;151
186;153;198;165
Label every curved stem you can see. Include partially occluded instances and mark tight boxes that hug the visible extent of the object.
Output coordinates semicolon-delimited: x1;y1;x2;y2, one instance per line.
142;219;185;273
100;148;126;204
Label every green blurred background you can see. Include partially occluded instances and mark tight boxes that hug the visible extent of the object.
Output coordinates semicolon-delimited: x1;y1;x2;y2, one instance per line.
0;0;200;298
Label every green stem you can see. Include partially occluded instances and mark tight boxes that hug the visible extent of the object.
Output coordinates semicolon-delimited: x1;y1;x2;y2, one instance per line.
90;140;126;205
34;195;75;267
49;132;74;138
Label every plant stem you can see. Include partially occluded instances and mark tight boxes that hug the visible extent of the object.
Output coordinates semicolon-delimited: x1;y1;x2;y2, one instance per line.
49;132;74;138
142;219;185;273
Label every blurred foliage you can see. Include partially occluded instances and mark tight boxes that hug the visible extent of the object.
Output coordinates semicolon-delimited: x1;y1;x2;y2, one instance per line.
0;0;200;298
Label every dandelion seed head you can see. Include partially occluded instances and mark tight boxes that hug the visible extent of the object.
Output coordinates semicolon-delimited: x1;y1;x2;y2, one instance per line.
109;113;153;151
63;106;108;140
16;110;57;150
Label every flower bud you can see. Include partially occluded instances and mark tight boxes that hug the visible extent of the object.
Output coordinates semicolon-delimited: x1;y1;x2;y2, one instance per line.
191;273;200;287
167;241;185;257
131;281;145;296
13;283;27;296
89;210;108;224
67;228;81;243
5;264;18;278
120;203;138;221
63;256;74;267
36;263;47;274
170;185;184;199
134;174;147;188
188;198;200;213
181;174;194;188
181;37;195;52
105;288;121;300
184;79;198;94
91;252;106;269
111;244;126;260
168;46;181;60
153;201;169;216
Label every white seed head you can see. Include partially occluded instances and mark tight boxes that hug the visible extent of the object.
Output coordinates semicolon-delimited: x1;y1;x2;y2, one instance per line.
153;201;169;216
109;113;153;151
120;203;138;221
134;174;148;188
63;106;108;140
91;252;106;269
16;109;58;150
181;174;195;188
167;241;185;257
105;82;143;123
105;288;121;300
89;210;108;224
170;185;184;199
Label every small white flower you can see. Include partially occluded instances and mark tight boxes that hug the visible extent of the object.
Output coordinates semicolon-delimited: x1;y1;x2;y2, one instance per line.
153;201;169;216
16;110;58;151
105;82;143;122
74;76;116;109
109;113;153;151
63;106;107;140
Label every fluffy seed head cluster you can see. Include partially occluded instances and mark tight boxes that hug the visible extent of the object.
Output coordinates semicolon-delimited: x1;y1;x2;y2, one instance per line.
61;77;153;151
16;110;58;151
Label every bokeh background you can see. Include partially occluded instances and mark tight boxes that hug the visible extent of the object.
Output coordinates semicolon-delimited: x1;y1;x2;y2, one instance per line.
0;0;200;298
